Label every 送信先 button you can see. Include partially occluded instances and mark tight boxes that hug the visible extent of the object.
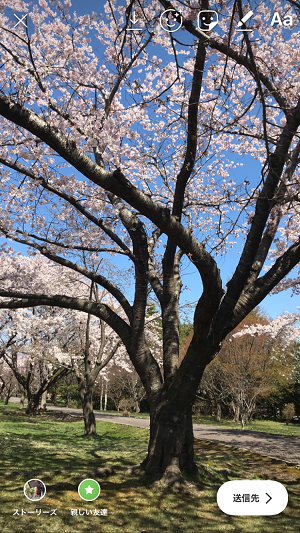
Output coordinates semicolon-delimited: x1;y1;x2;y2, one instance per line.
78;479;101;501
217;480;288;515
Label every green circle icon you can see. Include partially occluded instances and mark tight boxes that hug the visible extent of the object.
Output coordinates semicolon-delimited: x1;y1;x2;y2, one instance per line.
78;479;101;501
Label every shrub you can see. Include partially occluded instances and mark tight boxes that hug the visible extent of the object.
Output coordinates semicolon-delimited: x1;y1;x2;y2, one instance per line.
282;403;295;425
119;398;134;413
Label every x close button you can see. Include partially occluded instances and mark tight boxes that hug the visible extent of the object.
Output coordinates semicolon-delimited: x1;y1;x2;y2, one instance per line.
217;480;288;515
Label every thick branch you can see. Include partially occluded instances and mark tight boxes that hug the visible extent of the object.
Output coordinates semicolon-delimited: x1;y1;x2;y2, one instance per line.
0;95;221;301
0;225;133;323
247;139;300;284
147;228;163;303
223;238;300;337
218;97;300;320
160;39;207;381
172;37;206;220
0;291;131;349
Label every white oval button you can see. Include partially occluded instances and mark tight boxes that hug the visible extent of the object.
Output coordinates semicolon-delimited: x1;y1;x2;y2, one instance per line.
217;480;288;515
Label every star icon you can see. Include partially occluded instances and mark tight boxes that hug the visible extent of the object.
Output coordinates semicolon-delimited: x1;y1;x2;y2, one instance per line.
78;479;101;501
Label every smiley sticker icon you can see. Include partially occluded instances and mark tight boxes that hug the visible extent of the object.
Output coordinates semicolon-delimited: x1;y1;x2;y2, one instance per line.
198;10;219;32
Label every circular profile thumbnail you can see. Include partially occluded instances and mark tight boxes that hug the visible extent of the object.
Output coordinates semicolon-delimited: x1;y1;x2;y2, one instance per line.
24;479;46;501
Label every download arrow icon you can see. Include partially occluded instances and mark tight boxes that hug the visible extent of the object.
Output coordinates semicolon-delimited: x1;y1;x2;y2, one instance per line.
130;11;139;25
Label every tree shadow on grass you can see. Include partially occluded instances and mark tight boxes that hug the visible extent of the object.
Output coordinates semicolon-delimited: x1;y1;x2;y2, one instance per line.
1;457;300;533
0;427;148;474
1;406;299;532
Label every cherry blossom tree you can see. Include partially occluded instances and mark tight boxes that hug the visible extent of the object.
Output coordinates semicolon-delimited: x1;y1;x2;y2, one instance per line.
180;308;297;426
0;341;69;414
69;285;127;435
205;313;296;428
0;360;18;404
0;306;72;413
0;255;132;424
0;0;299;482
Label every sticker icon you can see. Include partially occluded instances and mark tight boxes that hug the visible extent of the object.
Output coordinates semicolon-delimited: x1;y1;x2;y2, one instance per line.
24;479;46;501
198;10;219;32
160;9;183;33
78;479;101;501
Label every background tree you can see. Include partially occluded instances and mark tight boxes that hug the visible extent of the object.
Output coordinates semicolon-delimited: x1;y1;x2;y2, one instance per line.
51;372;79;408
69;286;124;435
106;363;146;413
181;308;297;426
232;312;300;421
0;0;299;483
107;365;133;412
0;360;17;405
0;297;81;413
0;316;70;414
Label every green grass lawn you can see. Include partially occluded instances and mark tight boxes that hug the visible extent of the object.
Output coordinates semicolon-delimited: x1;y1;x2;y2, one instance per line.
1;402;299;533
190;415;300;437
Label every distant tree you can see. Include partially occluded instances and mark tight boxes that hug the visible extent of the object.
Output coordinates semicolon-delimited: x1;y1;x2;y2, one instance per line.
179;323;193;346
0;360;17;404
185;309;296;427
119;366;146;413
107;365;132;411
52;373;79;408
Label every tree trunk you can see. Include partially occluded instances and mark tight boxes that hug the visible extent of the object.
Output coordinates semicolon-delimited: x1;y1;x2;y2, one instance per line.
231;402;240;423
65;392;72;408
100;380;103;411
51;392;57;406
249;402;256;421
240;409;248;429
134;400;140;413
78;377;97;436
0;382;5;398
4;383;14;405
142;402;197;483
26;393;40;414
104;383;107;411
4;390;11;405
82;390;96;435
19;391;25;410
216;402;221;423
40;391;47;410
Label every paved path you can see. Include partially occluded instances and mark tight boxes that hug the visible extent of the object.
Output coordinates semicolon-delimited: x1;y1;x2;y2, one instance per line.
192;425;300;466
9;399;300;466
